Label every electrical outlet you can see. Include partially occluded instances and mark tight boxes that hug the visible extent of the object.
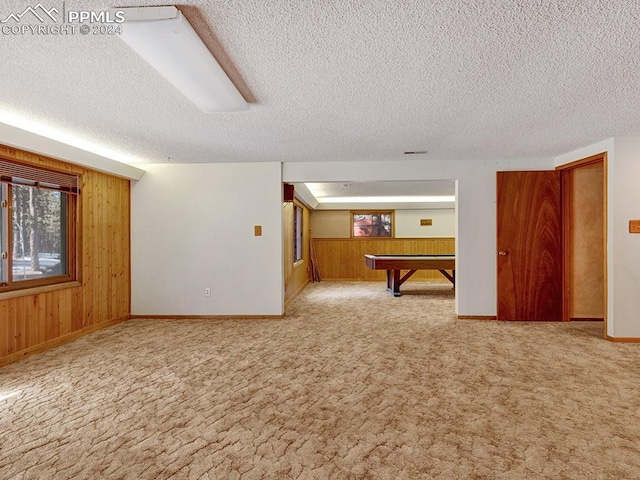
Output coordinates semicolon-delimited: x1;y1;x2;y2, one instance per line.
205;288;211;297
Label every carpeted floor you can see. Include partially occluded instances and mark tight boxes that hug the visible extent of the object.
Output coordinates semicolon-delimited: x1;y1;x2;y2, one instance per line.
1;281;639;479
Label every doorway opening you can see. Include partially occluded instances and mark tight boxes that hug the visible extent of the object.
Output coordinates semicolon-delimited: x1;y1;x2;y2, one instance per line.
559;153;607;336
282;180;457;308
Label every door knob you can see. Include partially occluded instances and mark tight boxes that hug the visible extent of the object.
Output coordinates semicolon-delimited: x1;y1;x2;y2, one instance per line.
498;250;509;256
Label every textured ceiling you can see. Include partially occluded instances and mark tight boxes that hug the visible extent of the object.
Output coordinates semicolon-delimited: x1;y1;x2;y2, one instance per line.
1;0;640;166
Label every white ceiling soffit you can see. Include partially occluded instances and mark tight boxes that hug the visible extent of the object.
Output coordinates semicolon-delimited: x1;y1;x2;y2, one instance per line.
0;1;639;165
299;180;456;210
312;201;456;211
0;121;145;180
305;180;455;198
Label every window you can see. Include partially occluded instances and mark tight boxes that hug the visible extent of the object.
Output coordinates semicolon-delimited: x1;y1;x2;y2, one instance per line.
352;211;393;237
293;204;303;262
0;159;79;292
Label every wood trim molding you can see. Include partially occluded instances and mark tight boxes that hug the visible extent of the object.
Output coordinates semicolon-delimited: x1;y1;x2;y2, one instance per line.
602;153;609;337
606;336;640;343
458;315;497;320
561;167;573;322
555;152;607;171
129;314;285;320
558;152;608;334
0;315;130;368
0;281;82;301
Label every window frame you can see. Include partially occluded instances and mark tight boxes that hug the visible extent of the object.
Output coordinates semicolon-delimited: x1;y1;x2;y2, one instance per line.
293;203;303;264
350;210;395;238
0;159;80;293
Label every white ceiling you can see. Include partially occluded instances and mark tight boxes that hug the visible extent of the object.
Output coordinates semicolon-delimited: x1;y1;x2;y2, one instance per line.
1;0;639;167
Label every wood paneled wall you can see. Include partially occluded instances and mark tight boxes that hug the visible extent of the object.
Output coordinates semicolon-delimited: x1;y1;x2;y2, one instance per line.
0;145;130;366
283;200;310;304
313;238;455;281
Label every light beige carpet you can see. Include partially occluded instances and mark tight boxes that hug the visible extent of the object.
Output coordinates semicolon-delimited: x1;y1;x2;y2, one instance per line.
1;282;639;479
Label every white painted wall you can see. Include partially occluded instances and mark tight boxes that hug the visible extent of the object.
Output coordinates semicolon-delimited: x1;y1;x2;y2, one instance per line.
284;158;554;316
310;210;351;238
395;209;455;237
558;137;640;338
609;137;640;338
131;162;284;316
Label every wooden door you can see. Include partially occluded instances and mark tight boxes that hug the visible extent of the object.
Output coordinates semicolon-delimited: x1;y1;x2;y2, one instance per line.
497;171;562;320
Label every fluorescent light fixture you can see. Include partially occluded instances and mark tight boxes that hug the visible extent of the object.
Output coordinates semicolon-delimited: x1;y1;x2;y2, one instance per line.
119;6;249;113
317;196;456;203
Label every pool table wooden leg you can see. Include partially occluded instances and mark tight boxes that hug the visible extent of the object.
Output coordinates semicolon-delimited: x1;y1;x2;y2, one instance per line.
386;269;402;296
438;269;456;288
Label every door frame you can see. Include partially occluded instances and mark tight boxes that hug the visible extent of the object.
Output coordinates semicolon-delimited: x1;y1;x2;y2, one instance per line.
556;152;608;336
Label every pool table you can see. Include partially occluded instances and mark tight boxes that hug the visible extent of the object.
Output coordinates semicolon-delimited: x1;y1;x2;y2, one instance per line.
364;254;455;297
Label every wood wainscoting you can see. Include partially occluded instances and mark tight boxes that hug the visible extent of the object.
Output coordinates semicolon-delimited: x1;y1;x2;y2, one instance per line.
0;145;131;367
312;237;455;281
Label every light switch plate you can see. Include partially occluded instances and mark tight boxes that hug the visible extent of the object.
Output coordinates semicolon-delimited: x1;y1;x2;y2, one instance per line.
254;225;262;236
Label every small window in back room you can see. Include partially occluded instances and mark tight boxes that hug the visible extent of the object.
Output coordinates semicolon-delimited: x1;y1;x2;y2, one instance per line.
351;211;393;237
294;204;303;262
